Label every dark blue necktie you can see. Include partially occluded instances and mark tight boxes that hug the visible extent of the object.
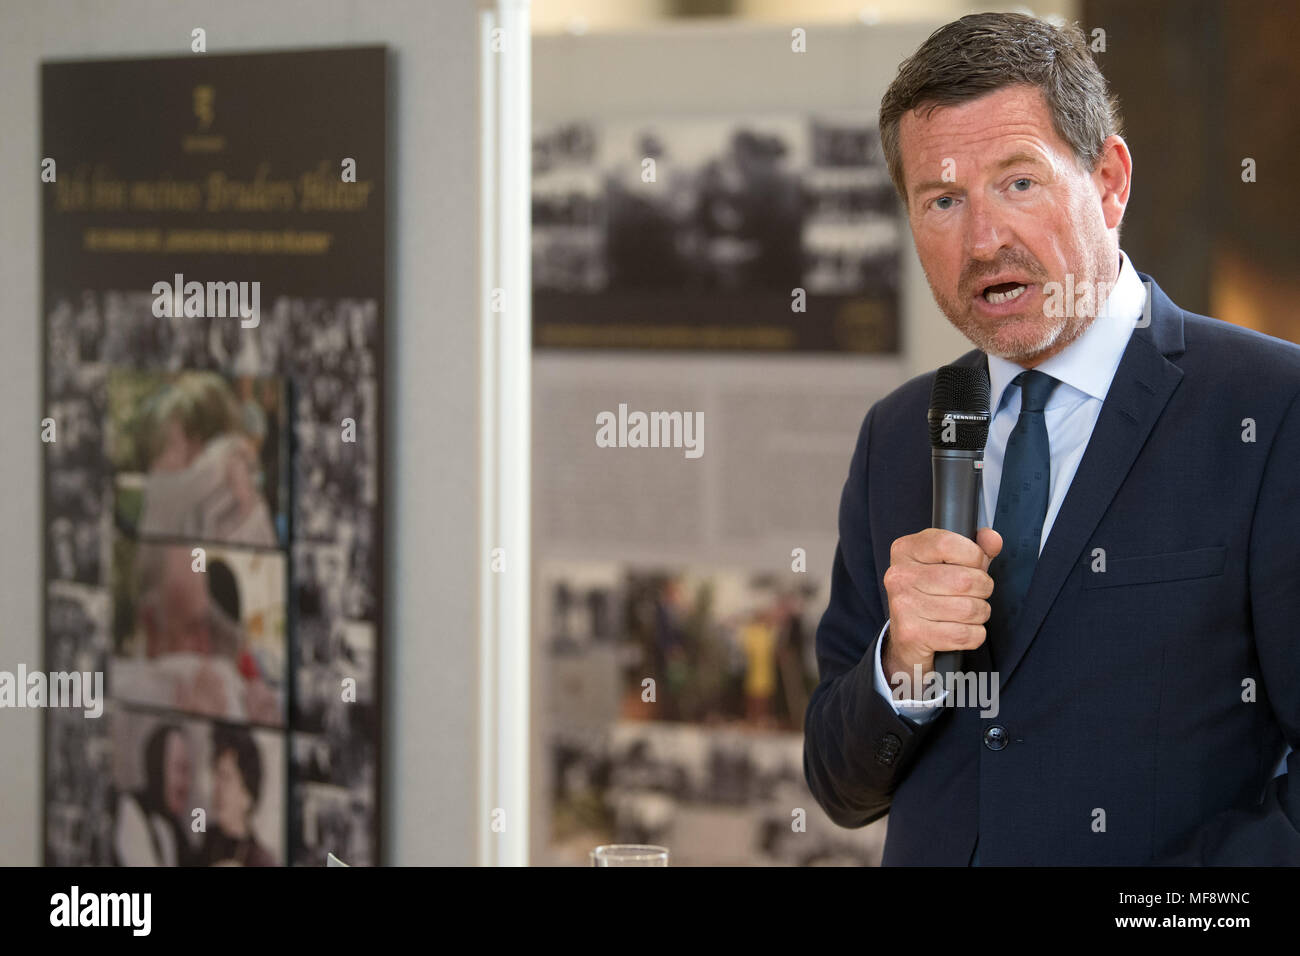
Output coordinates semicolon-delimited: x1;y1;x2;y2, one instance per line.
972;369;1059;868
987;369;1060;668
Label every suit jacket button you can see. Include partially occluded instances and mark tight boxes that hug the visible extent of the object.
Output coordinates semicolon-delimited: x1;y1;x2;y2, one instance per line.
876;733;902;766
983;725;1009;751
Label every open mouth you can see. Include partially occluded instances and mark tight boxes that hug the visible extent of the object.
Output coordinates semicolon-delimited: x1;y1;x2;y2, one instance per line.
981;281;1028;304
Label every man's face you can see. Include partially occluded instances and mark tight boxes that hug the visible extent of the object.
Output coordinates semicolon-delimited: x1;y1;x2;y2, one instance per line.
162;731;192;817
899;84;1125;365
212;750;253;835
144;548;212;657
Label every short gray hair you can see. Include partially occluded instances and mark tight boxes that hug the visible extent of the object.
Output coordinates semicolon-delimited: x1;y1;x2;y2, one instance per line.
879;13;1122;200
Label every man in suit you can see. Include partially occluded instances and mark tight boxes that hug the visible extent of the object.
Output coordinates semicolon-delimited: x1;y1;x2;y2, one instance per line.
803;12;1300;864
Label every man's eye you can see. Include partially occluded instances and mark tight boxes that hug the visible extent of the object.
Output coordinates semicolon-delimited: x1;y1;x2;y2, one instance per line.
933;196;954;210
1011;178;1032;191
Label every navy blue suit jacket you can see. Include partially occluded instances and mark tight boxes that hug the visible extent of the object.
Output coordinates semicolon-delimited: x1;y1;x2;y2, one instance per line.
803;273;1300;865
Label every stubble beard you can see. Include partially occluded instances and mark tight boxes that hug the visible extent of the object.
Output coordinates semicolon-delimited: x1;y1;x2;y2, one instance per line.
926;262;1098;365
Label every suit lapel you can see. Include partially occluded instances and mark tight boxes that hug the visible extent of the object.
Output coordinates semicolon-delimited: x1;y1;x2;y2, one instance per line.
983;274;1187;689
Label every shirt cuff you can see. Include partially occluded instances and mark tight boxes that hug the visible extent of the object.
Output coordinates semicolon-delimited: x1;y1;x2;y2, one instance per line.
873;618;948;723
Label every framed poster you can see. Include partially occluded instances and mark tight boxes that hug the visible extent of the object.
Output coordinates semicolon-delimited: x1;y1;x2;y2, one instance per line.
41;47;386;866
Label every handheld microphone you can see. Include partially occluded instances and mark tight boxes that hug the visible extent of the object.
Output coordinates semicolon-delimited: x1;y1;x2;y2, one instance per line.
927;365;991;678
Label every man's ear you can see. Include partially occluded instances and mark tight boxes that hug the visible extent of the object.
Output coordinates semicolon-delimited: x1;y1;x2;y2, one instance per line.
1094;134;1132;231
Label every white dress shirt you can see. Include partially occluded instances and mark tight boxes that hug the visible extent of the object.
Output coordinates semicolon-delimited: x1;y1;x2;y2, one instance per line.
874;250;1148;720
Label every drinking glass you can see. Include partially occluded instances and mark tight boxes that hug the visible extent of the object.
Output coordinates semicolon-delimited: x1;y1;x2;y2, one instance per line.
589;844;669;866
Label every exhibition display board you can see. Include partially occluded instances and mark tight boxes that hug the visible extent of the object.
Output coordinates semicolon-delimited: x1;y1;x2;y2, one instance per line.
41;47;386;866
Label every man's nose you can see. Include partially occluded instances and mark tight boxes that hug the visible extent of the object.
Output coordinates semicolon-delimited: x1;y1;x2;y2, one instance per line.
964;193;1009;262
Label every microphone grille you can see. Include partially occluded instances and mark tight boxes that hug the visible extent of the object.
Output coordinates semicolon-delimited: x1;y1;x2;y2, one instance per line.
928;365;991;451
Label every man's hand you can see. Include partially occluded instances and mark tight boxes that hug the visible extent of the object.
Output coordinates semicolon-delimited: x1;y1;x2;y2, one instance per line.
881;527;1002;684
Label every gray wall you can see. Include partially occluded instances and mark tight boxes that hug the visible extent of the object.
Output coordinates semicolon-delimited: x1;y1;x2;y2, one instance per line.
0;0;482;865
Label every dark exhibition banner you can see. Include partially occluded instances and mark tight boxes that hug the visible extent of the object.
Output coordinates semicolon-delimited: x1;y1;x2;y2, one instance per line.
41;47;386;867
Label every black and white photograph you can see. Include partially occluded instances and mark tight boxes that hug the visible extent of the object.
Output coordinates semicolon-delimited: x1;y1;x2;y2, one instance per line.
46;474;109;586
290;778;374;868
43;581;114;867
533;113;902;351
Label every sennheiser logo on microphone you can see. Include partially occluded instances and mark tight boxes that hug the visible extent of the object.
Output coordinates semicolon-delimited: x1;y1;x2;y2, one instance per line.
936;411;989;444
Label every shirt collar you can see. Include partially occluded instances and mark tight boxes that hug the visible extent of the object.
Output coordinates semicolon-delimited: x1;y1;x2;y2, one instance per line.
986;249;1144;412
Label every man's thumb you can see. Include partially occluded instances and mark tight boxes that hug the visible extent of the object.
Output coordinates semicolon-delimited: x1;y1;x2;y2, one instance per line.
977;527;1003;570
